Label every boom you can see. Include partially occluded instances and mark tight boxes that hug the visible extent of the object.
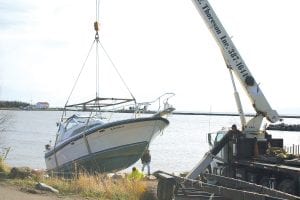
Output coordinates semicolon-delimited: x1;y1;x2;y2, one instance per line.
191;0;280;136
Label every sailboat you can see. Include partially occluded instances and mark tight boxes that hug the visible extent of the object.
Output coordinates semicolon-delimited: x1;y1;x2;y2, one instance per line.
44;1;175;176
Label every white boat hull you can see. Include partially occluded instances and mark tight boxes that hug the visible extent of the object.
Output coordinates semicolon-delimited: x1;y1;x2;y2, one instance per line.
45;117;168;175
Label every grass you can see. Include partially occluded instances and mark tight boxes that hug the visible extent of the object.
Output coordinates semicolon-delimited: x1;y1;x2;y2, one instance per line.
0;159;153;200
0;156;11;176
41;173;148;199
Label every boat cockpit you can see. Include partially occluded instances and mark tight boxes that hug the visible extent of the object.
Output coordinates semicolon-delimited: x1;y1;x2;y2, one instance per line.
56;115;103;143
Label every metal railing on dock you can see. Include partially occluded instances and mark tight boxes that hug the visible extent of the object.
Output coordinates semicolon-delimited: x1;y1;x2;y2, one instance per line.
284;144;300;155
154;171;299;200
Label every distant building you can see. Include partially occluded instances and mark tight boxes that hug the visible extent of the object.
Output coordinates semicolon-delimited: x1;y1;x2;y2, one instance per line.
35;102;49;109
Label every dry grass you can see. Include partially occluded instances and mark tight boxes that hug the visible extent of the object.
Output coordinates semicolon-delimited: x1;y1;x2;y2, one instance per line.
0;158;152;200
0;157;11;176
9;171;149;200
43;173;147;199
8;175;149;199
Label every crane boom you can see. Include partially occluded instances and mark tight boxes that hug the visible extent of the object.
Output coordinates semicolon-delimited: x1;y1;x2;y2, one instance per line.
191;0;280;136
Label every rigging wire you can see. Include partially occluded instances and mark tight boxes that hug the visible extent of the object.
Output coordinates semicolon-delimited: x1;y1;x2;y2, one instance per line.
65;0;136;111
64;40;96;108
92;0;105;167
98;40;136;103
95;0;100;99
96;0;100;22
96;36;99;98
94;0;136;103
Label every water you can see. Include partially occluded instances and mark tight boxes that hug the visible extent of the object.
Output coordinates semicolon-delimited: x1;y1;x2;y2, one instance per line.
1;110;299;173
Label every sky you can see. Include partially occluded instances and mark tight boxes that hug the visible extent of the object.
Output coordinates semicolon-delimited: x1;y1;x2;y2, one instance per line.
1;0;300;114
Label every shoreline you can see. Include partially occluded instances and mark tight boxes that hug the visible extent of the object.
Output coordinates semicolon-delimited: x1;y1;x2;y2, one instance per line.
2;108;300;118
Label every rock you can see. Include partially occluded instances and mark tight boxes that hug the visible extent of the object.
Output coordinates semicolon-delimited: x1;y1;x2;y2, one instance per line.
112;172;125;179
9;167;32;179
106;173;114;178
106;172;126;179
35;182;59;193
31;168;46;177
145;175;157;180
142;180;158;200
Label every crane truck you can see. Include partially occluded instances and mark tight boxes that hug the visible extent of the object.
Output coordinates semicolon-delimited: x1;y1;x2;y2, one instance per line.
154;0;300;199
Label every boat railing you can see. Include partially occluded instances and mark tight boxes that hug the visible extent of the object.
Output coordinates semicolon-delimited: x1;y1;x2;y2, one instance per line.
135;92;175;116
64;97;135;112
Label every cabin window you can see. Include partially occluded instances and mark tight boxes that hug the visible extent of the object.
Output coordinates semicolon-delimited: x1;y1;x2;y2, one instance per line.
216;132;225;142
56;116;104;143
66;118;79;131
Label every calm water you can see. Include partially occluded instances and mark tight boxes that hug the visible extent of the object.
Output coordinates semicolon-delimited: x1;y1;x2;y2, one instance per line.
1;110;299;173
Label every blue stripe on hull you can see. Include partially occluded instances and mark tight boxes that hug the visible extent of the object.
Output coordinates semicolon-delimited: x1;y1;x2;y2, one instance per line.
48;142;148;176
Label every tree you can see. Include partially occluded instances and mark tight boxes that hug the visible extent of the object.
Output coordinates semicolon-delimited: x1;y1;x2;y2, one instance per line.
0;100;30;108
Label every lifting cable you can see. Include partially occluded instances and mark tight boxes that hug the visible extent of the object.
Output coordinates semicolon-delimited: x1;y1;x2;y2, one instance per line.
98;41;136;103
95;0;100;98
63;40;96;110
94;0;136;103
65;0;136;111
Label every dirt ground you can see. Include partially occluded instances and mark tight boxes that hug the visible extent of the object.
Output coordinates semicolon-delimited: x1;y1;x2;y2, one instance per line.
0;179;158;200
0;182;84;200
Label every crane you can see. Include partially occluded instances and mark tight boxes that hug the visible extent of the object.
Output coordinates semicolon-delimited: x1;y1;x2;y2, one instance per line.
186;0;281;179
155;0;300;197
191;0;280;138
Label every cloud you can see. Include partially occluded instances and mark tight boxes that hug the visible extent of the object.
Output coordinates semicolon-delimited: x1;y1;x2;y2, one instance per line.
0;0;36;30
1;0;300;113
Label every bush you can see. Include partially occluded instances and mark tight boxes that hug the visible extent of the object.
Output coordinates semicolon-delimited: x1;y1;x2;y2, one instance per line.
0;157;11;177
9;167;32;179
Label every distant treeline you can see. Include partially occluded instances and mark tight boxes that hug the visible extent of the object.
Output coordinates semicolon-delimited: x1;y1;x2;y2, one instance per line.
0;101;30;108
